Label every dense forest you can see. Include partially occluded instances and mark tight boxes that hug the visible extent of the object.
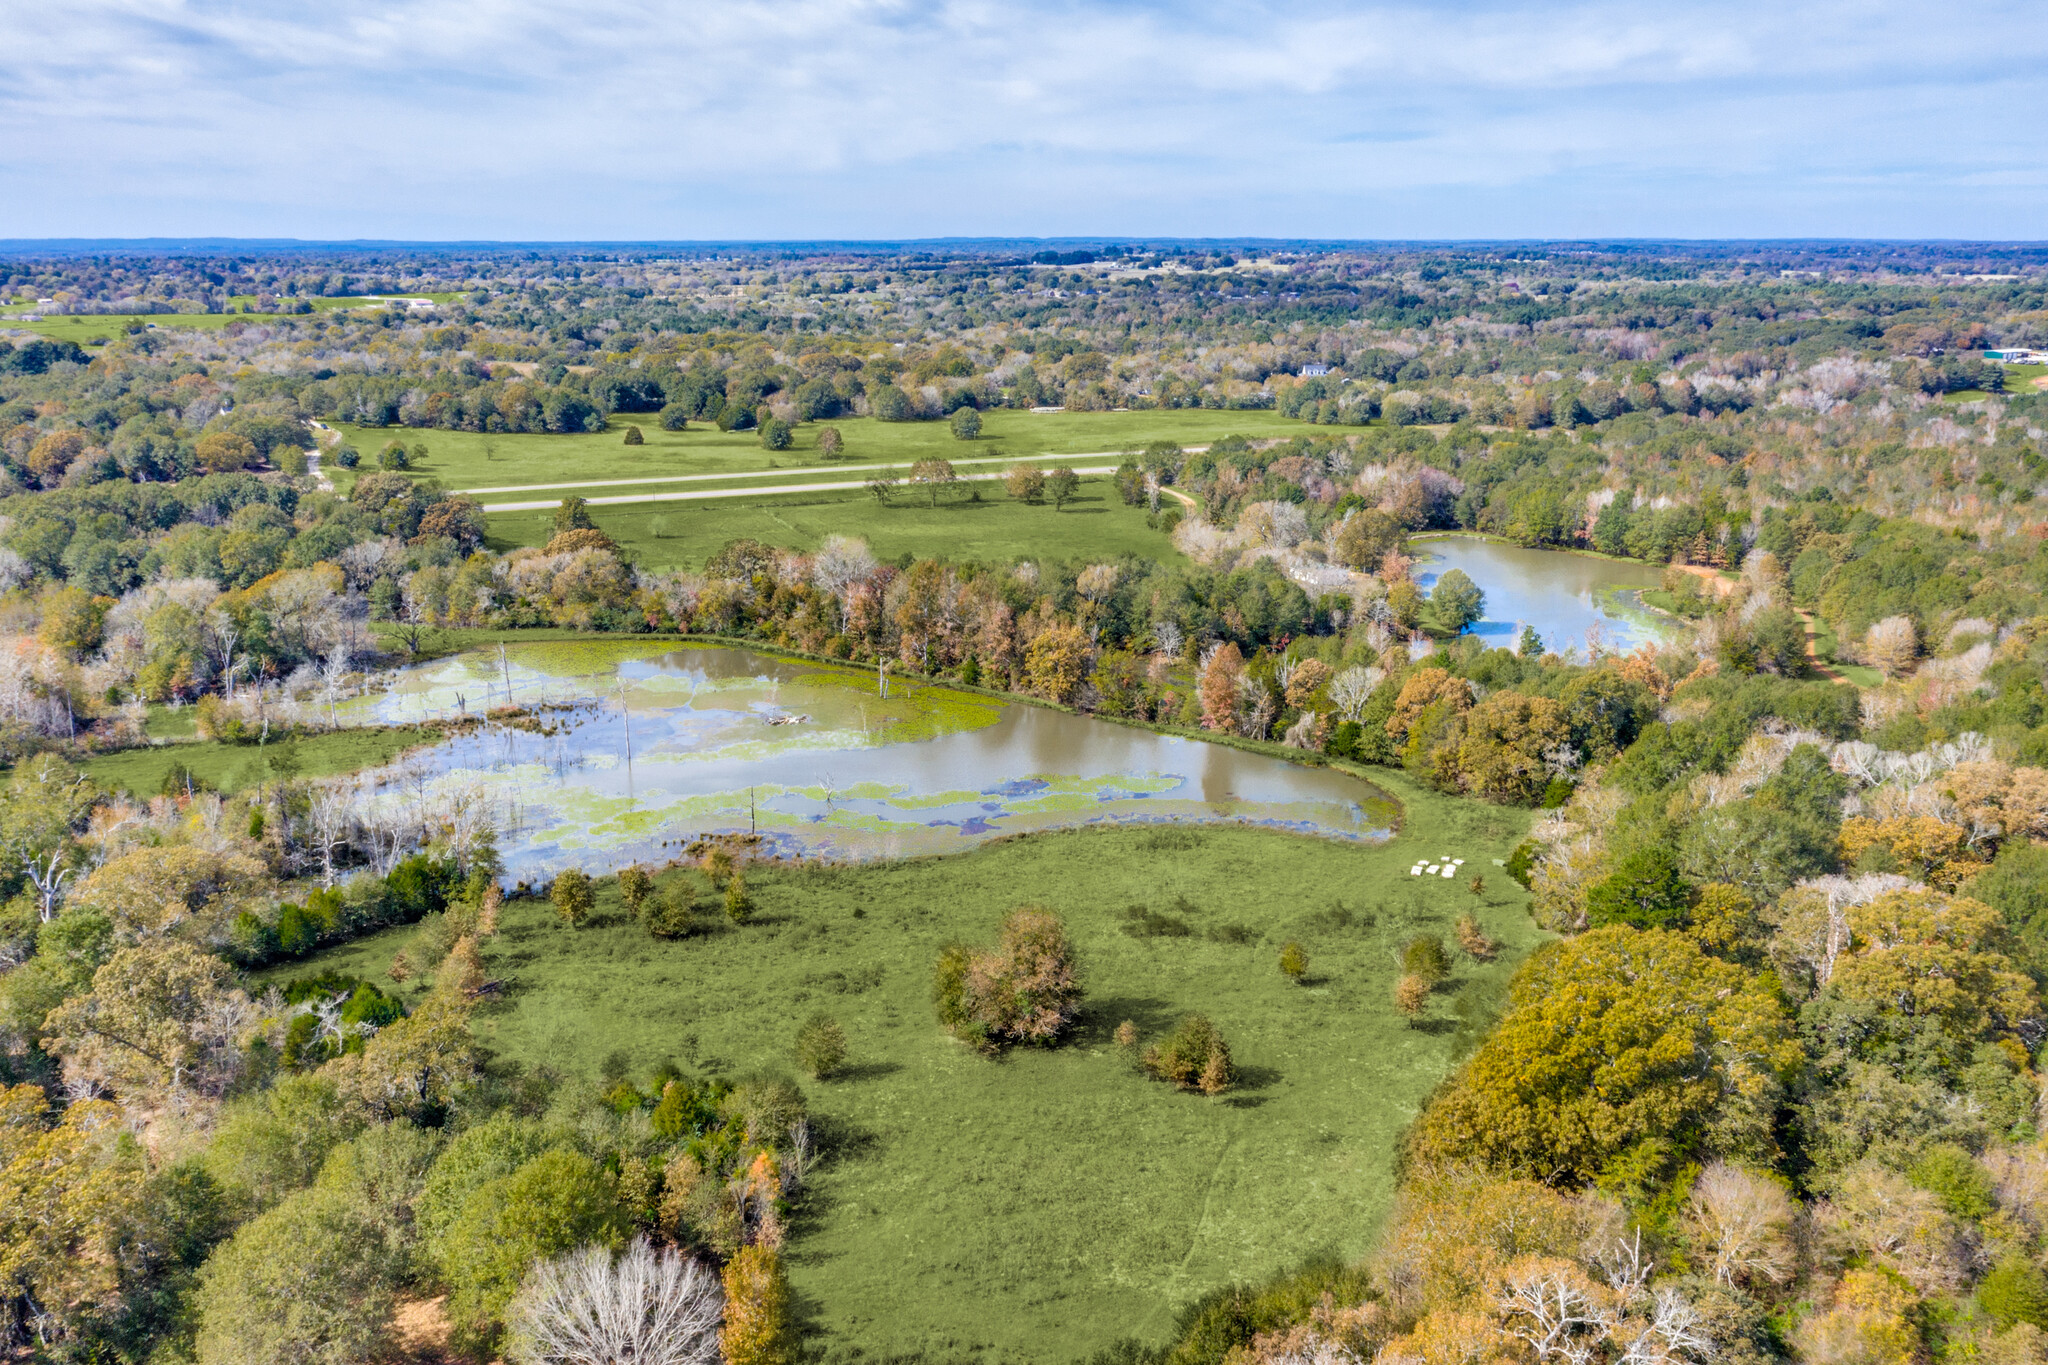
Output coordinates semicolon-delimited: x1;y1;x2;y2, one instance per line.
4;240;2048;1365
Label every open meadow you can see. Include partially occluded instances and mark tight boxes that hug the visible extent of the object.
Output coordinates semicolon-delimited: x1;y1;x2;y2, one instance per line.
278;772;1539;1363
486;471;1184;568
334;408;1303;496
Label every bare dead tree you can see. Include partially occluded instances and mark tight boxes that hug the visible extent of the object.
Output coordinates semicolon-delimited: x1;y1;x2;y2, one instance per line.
507;1237;723;1365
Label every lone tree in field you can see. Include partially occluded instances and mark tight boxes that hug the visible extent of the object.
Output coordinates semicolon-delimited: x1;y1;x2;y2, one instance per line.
552;869;594;927
1142;1014;1236;1095
794;1013;847;1079
1279;941;1309;983
622;424;644;445
949;407;983;440
1046;466;1080;511
1404;934;1450;985
1394;973;1430;1018
816;426;844;458
933;906;1081;1051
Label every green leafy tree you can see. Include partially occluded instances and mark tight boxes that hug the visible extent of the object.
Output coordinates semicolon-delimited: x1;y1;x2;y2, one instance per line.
1409;927;1800;1179
759;418;793;450
908;457;958;506
554;497;594;533
552;869;594;926
1278;942;1309;983
1586;846;1693;930
1046;466;1080;510
1426;568;1485;635
621;425;644;446
1403;935;1450;985
617;867;653;919
442;1150;627;1356
724;872;753;924
794;1013;847;1079
192;1183;394;1365
949;407;982;440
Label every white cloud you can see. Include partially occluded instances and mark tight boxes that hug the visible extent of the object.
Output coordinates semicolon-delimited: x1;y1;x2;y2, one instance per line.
2;0;2046;237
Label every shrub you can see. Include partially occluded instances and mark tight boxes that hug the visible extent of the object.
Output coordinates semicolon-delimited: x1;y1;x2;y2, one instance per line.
1394;973;1430;1016
1142;1014;1235;1094
1278;942;1308;983
333;445;360;469
658;403;690;431
817;426;843;457
552;869;594;927
622;425;644;446
617;867;653;918
646;881;698;940
932;906;1081;1050
793;1013;847;1079
1115;1020;1139;1048
758;419;793;451
724;873;753;924
1456;914;1496;959
1403;935;1450;985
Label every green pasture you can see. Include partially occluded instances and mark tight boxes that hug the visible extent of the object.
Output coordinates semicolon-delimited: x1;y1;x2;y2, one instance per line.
3;293;465;346
487;473;1183;569
83;727;440;797
333;408;1302;496
279;771;1538;1363
1944;363;2048;403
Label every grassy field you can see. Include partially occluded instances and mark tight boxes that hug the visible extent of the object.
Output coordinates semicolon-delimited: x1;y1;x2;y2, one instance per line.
489;472;1182;569
278;769;1538;1362
83;726;441;796
333;408;1303;496
2;294;465;346
1943;363;2048;403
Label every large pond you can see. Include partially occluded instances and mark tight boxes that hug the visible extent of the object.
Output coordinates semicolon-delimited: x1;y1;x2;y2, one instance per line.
342;642;1396;881
1410;535;1670;655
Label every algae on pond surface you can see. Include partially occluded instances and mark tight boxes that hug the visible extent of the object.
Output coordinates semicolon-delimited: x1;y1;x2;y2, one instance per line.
344;642;1395;879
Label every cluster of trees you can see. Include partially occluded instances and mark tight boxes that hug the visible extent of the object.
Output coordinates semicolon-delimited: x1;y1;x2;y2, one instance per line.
0;775;806;1363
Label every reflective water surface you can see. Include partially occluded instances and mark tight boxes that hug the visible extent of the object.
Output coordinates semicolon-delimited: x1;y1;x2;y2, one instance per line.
1411;535;1669;654
346;642;1396;879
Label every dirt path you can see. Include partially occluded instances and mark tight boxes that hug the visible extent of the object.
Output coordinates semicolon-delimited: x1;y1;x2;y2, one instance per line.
457;445;1213;498
1666;564;1853;685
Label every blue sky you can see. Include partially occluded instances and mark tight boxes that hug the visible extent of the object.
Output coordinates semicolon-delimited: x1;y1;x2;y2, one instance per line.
4;0;2046;240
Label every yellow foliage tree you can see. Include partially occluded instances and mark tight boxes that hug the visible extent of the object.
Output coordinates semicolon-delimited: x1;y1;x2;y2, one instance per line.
721;1245;795;1365
0;1086;140;1341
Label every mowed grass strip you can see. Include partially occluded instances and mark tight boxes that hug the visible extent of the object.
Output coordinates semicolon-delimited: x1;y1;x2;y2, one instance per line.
284;776;1538;1362
335;408;1304;495
485;473;1182;568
